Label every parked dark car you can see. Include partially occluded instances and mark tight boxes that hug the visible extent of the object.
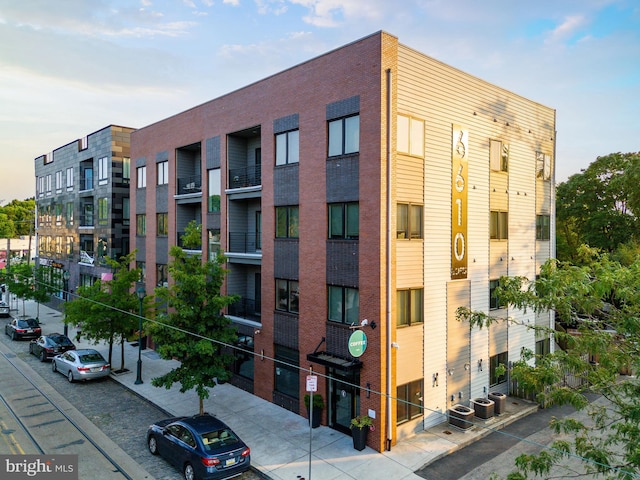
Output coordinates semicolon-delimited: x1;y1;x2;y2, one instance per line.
29;334;76;362
51;349;110;382
0;301;9;317
5;318;41;340
147;413;251;480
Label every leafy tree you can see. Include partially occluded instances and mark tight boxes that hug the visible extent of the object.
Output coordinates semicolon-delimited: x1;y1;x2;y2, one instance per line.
64;252;143;370
2;261;60;318
556;152;640;261
458;246;640;479
0;199;35;237
147;221;239;415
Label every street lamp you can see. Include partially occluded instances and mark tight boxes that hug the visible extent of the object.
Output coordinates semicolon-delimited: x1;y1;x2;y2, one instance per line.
134;282;146;385
62;270;70;336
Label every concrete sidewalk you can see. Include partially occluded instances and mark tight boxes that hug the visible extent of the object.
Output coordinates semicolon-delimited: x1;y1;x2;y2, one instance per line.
16;300;539;480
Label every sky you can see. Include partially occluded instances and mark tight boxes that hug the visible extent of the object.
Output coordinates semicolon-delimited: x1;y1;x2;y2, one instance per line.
0;0;638;203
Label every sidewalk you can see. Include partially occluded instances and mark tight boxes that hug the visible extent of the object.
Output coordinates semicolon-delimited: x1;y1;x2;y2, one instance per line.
18;300;539;480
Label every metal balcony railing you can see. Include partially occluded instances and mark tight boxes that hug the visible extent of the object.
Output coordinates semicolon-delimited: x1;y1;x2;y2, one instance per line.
227;297;261;321
228;232;261;254
177;231;202;250
229;165;261;189
177;174;202;195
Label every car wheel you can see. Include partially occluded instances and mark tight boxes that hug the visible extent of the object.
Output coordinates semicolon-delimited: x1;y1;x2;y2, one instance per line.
40;351;46;362
52;361;57;373
183;463;195;480
148;436;158;455
67;371;74;383
11;332;16;341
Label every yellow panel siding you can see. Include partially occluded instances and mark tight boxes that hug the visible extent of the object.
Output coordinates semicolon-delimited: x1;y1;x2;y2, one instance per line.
396;326;425;385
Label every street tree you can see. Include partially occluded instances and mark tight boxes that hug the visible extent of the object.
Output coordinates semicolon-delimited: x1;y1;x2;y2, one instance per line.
147;221;239;415
458;246;640;479
64;252;144;370
2;261;60;318
0;199;35;237
556;152;639;261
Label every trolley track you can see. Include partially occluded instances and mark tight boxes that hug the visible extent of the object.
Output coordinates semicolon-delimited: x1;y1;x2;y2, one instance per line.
0;348;140;479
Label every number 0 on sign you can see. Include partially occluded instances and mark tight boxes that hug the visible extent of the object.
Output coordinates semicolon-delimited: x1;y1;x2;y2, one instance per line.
306;375;318;392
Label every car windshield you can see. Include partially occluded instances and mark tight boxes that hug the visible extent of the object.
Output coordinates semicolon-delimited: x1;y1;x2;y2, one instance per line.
201;428;239;451
79;353;104;363
18;319;39;328
49;335;73;346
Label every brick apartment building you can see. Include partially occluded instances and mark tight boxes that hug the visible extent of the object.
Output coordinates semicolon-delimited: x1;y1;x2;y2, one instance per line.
131;31;556;451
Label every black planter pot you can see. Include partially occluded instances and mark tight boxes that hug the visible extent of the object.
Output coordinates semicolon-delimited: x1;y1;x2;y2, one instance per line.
351;426;368;451
306;406;322;428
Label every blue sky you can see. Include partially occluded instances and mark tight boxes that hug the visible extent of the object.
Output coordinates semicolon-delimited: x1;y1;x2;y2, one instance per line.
0;0;638;202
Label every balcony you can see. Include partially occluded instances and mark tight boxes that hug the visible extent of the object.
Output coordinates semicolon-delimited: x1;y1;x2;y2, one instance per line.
229;165;261;189
228;297;261;322
229;232;261;254
78;214;94;228
177;231;202;251
177;174;202;195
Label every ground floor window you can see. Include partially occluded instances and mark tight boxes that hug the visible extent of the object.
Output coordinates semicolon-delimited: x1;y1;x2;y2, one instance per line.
396;379;423;424
233;335;254;381
490;352;508;386
274;345;299;399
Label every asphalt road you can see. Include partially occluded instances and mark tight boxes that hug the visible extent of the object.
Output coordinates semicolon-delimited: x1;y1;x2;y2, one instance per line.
416;394;602;480
1;326;264;480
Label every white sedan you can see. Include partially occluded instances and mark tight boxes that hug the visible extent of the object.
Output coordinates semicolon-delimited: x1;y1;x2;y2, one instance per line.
0;301;9;317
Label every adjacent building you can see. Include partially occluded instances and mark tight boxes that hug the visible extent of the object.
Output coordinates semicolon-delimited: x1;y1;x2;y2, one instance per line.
132;31;555;452
34;125;134;300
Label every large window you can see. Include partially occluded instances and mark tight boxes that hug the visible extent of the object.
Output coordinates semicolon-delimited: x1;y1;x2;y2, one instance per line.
123;198;130;225
328;115;359;157
328;202;358;239
157;213;168;236
328;286;359;324
136;214;146;236
276;279;299;313
536;152;551;180
536;215;551;240
98;198;108;226
55;203;63;226
46;174;52;194
123;157;130;184
156;264;168;287
490;211;508;240
157;161;169;185
55;171;63;192
490;139;509;172
489;279;506;310
490;352;508;386
66;167;74;189
397;115;424;156
136;166;147;189
274;345;299;400
65;202;74;226
208;168;221;212
397;203;423;239
276;130;299;165
397;379;423;424
276;206;299;238
397;288;423;326
98;157;109;185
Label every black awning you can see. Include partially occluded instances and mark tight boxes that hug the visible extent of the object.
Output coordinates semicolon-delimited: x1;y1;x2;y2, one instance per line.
307;351;362;371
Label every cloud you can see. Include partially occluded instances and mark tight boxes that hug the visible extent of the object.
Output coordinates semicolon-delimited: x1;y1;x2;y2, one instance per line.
545;14;588;44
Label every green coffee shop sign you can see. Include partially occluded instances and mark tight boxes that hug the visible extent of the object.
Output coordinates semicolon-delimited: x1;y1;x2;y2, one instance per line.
348;330;367;358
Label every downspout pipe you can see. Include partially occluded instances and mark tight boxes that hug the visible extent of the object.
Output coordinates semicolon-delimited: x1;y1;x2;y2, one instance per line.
385;67;393;451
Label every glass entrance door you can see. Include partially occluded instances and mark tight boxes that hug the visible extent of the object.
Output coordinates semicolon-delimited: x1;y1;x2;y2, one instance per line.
328;369;359;434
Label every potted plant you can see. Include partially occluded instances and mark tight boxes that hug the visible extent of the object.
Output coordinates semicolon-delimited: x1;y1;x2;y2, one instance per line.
304;394;324;428
350;414;373;451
